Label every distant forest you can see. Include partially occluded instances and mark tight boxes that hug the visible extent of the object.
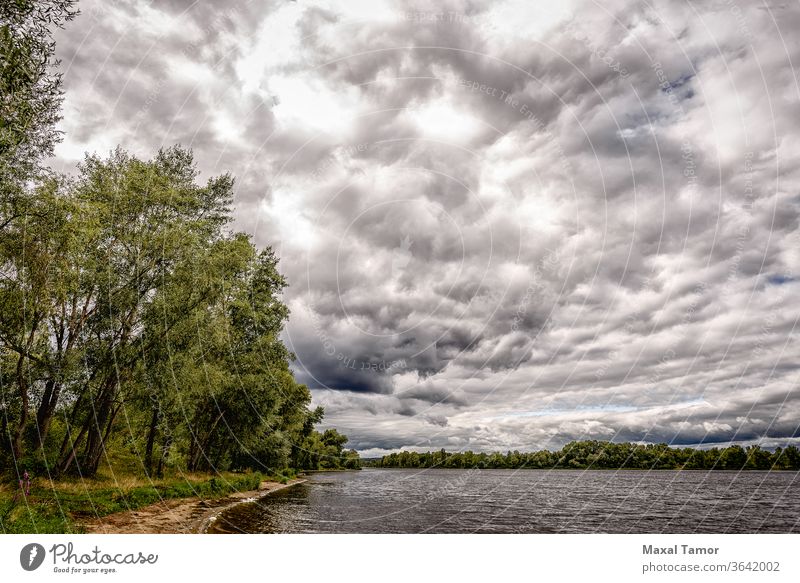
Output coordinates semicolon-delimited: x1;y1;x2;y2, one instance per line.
372;440;800;470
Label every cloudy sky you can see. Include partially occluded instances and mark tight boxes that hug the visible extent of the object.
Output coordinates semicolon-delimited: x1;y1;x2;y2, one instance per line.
51;0;799;456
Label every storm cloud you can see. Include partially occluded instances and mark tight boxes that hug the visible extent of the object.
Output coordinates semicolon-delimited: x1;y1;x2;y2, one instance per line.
52;0;800;456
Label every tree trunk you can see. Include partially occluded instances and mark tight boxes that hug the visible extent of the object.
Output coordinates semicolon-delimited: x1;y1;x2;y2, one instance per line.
9;315;41;461
82;389;115;476
55;389;86;463
157;433;172;478
57;415;90;476
0;404;8;454
35;378;61;449
11;353;29;461
188;410;225;472
144;403;159;475
188;438;203;472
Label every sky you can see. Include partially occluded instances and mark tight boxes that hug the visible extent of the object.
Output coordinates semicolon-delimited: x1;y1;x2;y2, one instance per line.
50;0;800;456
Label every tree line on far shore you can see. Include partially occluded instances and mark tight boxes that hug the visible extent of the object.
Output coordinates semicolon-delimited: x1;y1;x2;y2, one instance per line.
371;441;800;470
0;0;359;479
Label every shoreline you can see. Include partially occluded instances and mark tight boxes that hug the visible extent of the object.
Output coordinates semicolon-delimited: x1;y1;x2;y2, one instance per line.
81;478;306;534
363;467;799;471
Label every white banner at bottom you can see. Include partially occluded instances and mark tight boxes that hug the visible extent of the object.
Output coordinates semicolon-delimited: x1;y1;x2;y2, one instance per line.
1;534;797;582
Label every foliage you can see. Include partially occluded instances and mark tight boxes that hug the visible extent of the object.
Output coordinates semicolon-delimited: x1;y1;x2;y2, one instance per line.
294;428;361;470
0;0;78;198
0;146;358;479
373;441;800;471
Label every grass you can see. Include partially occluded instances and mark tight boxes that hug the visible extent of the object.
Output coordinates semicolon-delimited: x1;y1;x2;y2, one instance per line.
0;467;298;534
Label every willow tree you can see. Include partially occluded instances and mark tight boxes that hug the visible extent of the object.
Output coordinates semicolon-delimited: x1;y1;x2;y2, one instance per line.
54;147;235;476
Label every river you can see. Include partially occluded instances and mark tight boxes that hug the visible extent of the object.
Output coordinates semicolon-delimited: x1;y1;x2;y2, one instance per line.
206;468;800;533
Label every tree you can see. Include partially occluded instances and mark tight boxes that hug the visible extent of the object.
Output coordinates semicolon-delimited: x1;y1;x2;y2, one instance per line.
0;176;82;460
719;445;747;470
746;444;772;470
773;445;800;470
1;0;78;216
0;145;358;477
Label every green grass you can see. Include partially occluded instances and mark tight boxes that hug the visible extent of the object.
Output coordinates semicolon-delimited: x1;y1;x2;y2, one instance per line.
0;467;298;534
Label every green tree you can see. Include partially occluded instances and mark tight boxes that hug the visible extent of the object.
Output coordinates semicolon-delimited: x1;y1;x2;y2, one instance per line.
745;445;772;470
0;0;77;213
719;445;747;470
0;145;358;477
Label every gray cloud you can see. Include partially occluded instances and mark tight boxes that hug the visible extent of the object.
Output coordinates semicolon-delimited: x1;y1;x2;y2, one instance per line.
52;0;800;453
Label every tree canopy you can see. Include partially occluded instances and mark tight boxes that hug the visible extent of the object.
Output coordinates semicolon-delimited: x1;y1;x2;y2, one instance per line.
0;146;359;477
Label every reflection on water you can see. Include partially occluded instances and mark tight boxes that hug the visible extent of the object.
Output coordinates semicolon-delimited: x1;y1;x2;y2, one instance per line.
206;468;800;533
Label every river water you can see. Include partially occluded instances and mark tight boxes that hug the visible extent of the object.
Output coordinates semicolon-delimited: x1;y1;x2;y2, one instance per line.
206;468;800;533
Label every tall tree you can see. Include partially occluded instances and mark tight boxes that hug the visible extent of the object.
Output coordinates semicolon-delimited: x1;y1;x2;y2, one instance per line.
1;1;77;470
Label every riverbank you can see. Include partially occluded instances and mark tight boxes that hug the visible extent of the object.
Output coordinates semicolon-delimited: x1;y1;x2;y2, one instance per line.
83;478;306;534
0;470;297;533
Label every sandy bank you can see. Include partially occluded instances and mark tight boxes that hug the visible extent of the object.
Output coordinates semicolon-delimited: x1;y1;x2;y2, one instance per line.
82;478;306;534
